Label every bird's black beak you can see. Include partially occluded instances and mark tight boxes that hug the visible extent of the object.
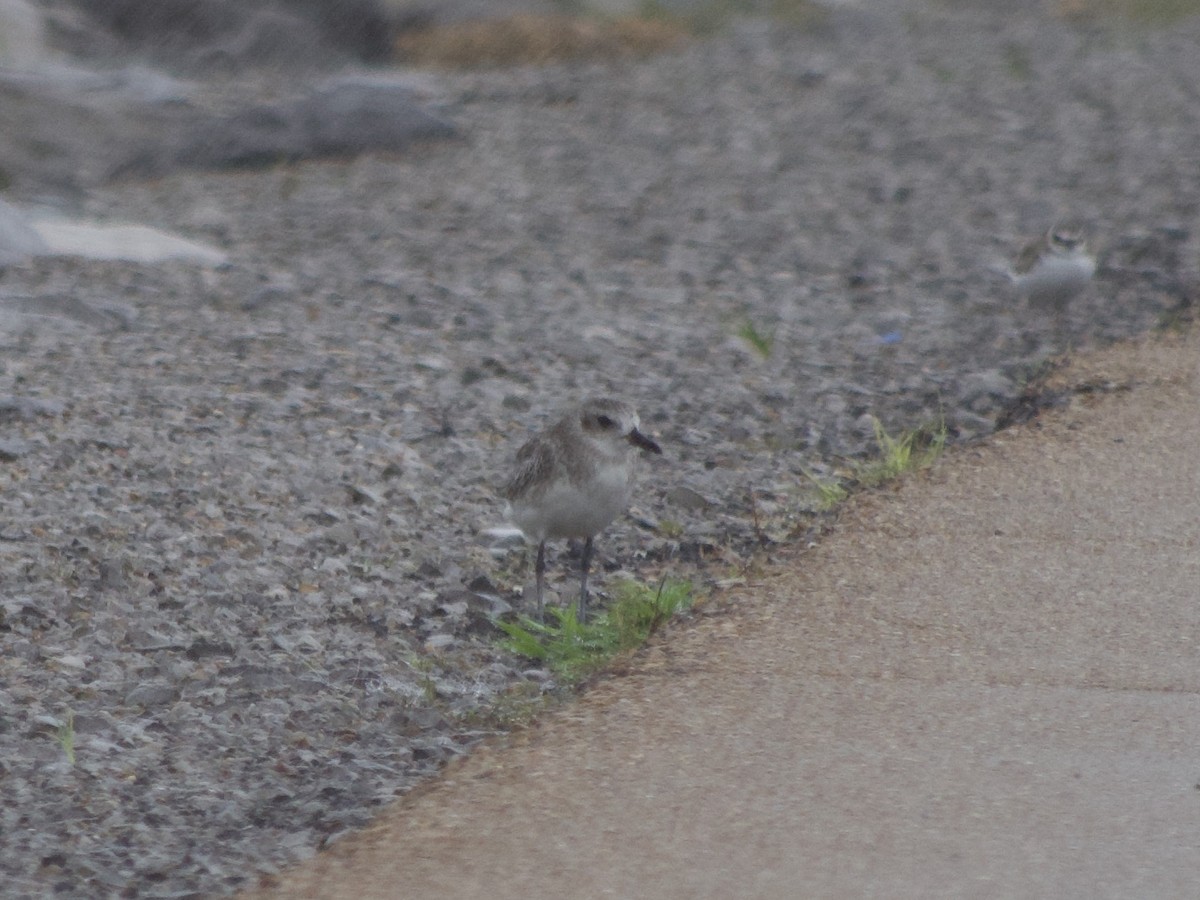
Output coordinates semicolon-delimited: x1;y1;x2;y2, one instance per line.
627;428;662;455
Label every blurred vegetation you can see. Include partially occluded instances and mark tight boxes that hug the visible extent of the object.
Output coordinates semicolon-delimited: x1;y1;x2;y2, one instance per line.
639;0;828;34
392;1;828;69
394;13;687;68
393;0;1200;71
1056;0;1200;22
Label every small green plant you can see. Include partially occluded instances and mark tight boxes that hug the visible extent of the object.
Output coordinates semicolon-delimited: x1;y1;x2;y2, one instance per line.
496;605;619;683
608;578;694;646
419;673;439;704
855;418;946;486
804;470;850;511
1065;0;1200;24
457;682;549;730
56;712;76;766
497;578;695;683
400;652;442;703
920;61;956;83
657;518;685;539
1003;43;1033;80
1156;297;1195;333
736;319;775;359
640;0;828;34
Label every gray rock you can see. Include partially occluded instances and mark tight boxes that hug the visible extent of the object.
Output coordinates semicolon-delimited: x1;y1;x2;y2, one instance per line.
0;67;174;196
0;198;47;265
305;78;459;155
170;79;458;171
0;438;31;460
28;215;225;266
958;369;1018;413
191;8;332;72
124;683;179;708
96;559;128;592
61;0;395;71
0;294;138;330
0;397;65;420
665;485;711;511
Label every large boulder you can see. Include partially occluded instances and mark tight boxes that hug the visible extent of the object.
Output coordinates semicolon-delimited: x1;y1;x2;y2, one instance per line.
117;76;459;176
53;0;395;71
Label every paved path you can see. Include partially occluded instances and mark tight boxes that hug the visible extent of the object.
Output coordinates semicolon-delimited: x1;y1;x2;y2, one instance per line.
245;332;1200;900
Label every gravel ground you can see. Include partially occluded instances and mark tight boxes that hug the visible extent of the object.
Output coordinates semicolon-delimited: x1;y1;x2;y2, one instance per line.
2;2;1199;897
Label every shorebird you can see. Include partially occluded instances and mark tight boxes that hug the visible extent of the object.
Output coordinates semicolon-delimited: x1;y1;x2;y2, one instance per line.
1011;225;1096;332
501;397;662;623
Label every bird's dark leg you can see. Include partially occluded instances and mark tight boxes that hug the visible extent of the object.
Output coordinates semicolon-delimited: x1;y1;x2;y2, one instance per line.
578;536;594;624
535;540;547;623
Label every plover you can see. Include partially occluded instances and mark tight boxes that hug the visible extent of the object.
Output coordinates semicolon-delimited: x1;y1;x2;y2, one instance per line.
1011;225;1096;326
501;397;662;623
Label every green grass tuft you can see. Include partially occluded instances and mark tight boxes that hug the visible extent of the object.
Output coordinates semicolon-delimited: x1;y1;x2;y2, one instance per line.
608;578;695;646
855;418;947;486
804;470;850;511
736;319;775;359
1061;0;1200;24
1156;297;1195;333
657;518;685;538
497;578;696;683
1003;43;1033;80
641;0;829;34
56;712;76;766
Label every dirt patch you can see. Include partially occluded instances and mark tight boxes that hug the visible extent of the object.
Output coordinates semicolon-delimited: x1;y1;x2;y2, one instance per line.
394;14;691;69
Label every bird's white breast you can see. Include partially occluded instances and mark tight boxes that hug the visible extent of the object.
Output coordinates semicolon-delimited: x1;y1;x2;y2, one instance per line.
509;457;634;541
1016;253;1096;303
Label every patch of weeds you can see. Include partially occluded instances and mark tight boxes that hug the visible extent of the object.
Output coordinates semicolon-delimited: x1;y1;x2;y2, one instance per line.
768;0;831;27
1017;355;1066;386
418;673;439;704
657;518;685;539
995;357;1072;429
1059;0;1200;24
278;171;302;201
459;682;549;730
497;578;696;683
608;577;695;644
1003;43;1033;80
995;387;1063;430
736;319;775;359
56;711;76;766
401;652;442;703
496;606;618;683
394;13;688;69
921;61;956;83
641;0;828;34
855;418;946;486
803;470;849;511
1156;294;1195;333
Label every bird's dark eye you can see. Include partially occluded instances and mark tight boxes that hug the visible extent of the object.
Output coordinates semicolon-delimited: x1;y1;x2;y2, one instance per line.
596;415;615;428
